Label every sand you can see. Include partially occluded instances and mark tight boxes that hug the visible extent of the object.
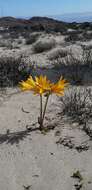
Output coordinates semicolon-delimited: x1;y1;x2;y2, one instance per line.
0;88;91;190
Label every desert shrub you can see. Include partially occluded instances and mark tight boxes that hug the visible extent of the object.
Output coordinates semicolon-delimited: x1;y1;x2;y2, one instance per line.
82;32;92;41
0;37;22;49
65;33;80;42
48;48;68;60
82;46;92;65
33;38;56;53
25;33;39;45
52;55;83;85
63;55;84;84
0;56;32;87
52;49;92;85
60;87;92;124
17;39;22;44
0;39;13;49
9;31;21;39
82;44;92;51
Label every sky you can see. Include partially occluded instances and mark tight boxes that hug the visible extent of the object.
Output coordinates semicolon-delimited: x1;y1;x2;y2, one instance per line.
0;0;92;18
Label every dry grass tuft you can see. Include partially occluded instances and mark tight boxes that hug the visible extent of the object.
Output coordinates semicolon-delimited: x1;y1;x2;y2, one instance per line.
52;48;92;85
48;48;67;60
0;56;33;87
60;87;92;124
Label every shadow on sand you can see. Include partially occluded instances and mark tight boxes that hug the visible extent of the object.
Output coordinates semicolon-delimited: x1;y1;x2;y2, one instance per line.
0;126;39;145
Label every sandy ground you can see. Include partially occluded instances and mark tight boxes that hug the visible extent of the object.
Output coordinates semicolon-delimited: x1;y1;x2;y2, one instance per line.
0;88;92;190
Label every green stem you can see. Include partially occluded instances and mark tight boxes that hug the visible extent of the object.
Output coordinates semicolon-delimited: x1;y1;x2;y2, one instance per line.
42;94;49;126
39;94;43;130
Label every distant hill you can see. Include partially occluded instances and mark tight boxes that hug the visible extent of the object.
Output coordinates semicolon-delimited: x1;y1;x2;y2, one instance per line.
50;12;92;23
0;16;92;33
0;16;68;32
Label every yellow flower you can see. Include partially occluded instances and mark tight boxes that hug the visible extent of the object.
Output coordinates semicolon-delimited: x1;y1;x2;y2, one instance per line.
35;75;52;94
50;77;68;96
19;80;33;91
19;75;69;130
19;75;51;95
